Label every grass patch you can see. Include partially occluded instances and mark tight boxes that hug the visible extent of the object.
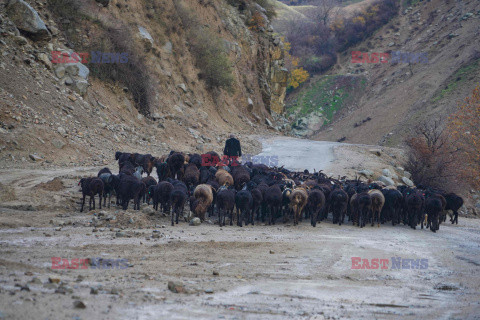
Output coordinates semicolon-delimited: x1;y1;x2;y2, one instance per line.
287;75;366;124
431;58;480;103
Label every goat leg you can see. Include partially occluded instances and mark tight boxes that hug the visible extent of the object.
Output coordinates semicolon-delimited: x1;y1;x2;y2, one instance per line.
80;195;86;212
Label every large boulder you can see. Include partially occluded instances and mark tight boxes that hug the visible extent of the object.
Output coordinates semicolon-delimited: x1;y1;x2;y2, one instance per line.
6;0;52;41
358;169;373;178
382;168;393;177
64;62;90;79
401;177;415;187
378;175;395;186
382;168;398;180
73;79;89;95
291;112;325;137
52;51;90;95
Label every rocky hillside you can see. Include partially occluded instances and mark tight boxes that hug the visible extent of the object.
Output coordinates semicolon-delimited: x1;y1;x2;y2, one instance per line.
280;0;480;146
0;0;288;168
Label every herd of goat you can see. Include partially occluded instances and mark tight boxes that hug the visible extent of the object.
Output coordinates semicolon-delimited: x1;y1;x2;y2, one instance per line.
77;151;464;232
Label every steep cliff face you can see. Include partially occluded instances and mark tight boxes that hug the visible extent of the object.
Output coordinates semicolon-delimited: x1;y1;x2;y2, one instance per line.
264;37;289;114
0;0;287;166
211;0;288;116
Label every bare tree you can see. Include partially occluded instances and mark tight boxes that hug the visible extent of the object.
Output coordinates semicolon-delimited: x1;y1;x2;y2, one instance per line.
306;0;340;26
405;119;462;188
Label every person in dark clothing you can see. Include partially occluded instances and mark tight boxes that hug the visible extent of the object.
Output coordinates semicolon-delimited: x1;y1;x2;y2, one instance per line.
223;134;242;166
224;134;242;157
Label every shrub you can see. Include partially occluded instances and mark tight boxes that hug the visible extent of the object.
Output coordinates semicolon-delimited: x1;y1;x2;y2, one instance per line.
247;11;267;32
302;54;336;74
331;0;398;51
284;13;337;74
189;29;234;90
176;1;234;91
404;119;460;189
88;28;153;115
47;0;153;114
447;85;480;188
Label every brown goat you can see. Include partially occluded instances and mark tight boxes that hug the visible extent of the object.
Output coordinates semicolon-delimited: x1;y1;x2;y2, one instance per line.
289;188;308;226
215;169;234;187
368;189;385;227
183;163;200;190
192;184;214;221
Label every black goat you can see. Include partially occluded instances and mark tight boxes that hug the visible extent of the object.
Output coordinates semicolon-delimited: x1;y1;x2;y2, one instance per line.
351;192;371;228
117;174;144;210
329;189;348;225
98;173;114;208
250;188;263;226
168;152;185;180
405;190;425;229
308;189;326;227
189;153;203;169
79;177;104;212
216;187;236;227
444;193;463;224
153;181;174;213
142;176;157;203
120;161;136;175
97;167;112;177
154;160;169;182
425;193;445;232
116;152;133;170
264;184;283;225
170;180;188;226
381;189;403;226
235;190;253;227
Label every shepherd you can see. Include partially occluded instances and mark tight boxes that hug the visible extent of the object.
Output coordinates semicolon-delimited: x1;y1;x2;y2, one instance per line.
223;134;242;166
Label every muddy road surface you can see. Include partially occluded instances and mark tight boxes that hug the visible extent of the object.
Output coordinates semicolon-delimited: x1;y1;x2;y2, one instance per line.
0;142;479;319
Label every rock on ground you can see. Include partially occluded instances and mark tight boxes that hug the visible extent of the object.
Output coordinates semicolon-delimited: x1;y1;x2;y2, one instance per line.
6;0;52;41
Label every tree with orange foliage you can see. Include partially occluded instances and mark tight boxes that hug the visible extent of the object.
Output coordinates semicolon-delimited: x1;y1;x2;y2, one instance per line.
248;11;266;32
280;37;310;89
448;84;480;188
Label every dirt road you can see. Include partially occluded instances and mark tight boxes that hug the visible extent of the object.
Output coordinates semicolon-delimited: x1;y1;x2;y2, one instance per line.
255;136;337;172
0;141;479;319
